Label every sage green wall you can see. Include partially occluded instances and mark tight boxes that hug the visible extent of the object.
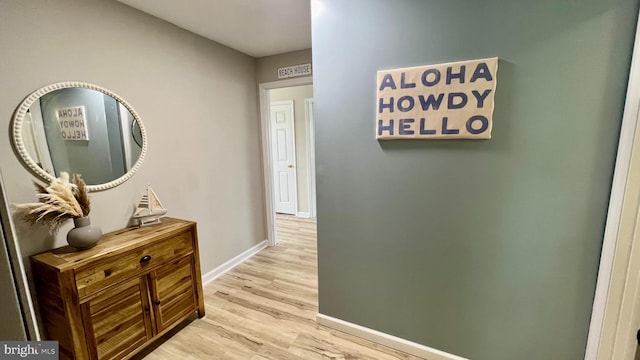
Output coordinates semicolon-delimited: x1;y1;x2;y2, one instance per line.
313;1;639;359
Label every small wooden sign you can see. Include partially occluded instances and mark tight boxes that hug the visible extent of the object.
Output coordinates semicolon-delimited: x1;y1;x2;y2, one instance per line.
56;106;89;141
376;57;498;140
278;63;312;79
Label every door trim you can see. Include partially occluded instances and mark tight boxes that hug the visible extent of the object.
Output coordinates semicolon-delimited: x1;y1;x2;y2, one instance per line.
305;98;317;218
586;8;640;359
259;76;313;246
0;169;39;340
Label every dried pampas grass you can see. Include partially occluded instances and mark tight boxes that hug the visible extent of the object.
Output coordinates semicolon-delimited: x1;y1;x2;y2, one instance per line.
13;172;91;233
73;173;90;217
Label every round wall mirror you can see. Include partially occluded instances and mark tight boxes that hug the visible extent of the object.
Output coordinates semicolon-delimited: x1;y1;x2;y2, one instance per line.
11;82;147;191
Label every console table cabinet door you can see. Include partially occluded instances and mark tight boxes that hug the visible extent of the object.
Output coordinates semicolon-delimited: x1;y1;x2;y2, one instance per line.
150;255;199;333
82;278;153;360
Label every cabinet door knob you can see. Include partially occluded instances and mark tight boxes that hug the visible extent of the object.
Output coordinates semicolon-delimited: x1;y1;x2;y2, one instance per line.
144;306;150;312
140;255;152;263
155;300;161;305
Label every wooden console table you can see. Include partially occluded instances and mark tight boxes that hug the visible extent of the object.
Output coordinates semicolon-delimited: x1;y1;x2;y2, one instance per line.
30;218;205;360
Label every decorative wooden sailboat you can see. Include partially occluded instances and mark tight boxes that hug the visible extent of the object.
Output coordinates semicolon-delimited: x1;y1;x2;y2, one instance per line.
132;185;167;227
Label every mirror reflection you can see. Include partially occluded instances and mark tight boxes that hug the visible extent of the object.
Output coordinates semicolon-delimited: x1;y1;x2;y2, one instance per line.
22;88;142;184
16;85;145;189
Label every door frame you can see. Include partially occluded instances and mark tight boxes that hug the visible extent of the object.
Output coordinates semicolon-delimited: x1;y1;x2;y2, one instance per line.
305;98;317;218
586;9;640;359
0;169;39;340
270;100;298;216
259;76;313;246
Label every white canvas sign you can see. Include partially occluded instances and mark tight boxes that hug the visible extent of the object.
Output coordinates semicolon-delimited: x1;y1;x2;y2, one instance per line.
376;57;498;140
56;106;89;141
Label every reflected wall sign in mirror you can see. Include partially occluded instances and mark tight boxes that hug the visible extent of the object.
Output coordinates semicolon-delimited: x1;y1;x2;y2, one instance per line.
11;82;147;191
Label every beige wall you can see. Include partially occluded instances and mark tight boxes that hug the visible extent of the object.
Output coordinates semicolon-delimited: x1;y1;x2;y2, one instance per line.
0;0;265;289
256;49;312;84
270;85;314;215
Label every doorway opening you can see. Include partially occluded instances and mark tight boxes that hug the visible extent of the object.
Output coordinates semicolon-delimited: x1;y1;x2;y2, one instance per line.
259;76;315;247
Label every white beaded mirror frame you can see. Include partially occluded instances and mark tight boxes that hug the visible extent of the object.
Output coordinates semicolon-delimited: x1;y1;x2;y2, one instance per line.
11;82;147;191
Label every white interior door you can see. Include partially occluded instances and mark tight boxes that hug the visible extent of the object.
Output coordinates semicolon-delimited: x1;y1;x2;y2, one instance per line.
611;130;640;359
270;100;297;215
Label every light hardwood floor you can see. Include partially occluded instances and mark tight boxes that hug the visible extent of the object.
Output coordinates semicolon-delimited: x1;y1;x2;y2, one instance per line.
143;214;423;360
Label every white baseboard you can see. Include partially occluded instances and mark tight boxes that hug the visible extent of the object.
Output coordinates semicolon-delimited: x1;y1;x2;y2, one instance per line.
316;314;468;360
201;240;267;286
296;212;311;218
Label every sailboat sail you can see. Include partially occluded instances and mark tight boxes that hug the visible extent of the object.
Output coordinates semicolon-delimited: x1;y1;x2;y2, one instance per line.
132;186;167;226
